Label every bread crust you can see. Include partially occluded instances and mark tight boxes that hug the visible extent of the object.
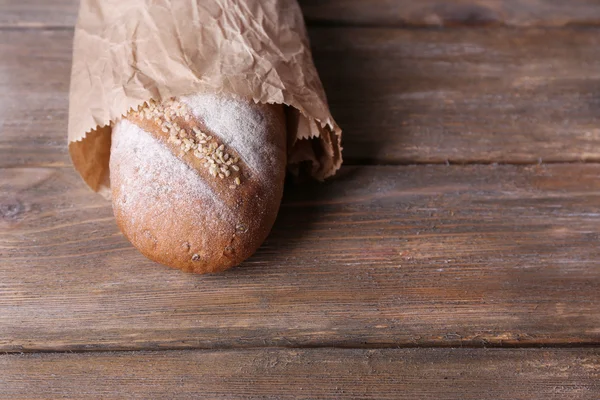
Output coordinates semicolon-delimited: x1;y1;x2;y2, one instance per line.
109;96;286;273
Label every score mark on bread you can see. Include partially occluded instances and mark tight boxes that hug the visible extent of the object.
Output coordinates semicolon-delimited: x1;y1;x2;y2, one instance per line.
130;99;243;189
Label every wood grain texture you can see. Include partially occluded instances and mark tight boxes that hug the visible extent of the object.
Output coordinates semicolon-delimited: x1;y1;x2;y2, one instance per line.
3;0;600;28
2;165;600;352
313;26;600;164
0;0;78;28
2;348;599;399
4;27;600;167
300;0;600;27
0;30;71;168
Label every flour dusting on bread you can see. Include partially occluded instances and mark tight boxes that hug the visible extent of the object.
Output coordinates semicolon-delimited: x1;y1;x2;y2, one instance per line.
111;119;224;218
180;94;282;180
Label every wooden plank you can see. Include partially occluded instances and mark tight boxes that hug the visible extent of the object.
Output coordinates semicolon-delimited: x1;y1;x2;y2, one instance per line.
0;30;71;168
313;26;600;164
3;0;600;28
2;164;600;352
2;348;599;399
301;0;600;27
4;27;600;167
0;0;78;28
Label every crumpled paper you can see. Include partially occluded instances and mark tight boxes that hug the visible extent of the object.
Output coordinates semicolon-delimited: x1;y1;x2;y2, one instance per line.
68;0;342;198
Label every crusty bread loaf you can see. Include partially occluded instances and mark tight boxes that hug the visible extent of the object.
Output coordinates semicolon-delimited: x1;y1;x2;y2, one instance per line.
109;94;287;274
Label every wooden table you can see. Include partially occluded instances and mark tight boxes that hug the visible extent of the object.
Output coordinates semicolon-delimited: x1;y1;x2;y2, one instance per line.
1;1;600;398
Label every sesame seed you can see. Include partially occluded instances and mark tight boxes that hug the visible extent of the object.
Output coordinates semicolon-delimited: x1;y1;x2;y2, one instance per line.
137;98;241;184
229;185;237;189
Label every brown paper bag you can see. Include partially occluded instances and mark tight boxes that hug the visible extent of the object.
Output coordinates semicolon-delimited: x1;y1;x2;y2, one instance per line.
68;0;342;198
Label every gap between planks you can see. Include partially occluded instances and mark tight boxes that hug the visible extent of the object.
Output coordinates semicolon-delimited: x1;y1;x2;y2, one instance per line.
3;343;600;356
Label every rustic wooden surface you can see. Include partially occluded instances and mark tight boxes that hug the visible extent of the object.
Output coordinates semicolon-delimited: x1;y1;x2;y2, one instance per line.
1;0;600;398
2;349;599;399
0;0;78;28
5;28;600;167
301;0;600;27
2;164;600;351
0;30;71;168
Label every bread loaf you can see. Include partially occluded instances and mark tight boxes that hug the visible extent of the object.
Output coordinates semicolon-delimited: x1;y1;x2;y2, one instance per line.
109;94;287;274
